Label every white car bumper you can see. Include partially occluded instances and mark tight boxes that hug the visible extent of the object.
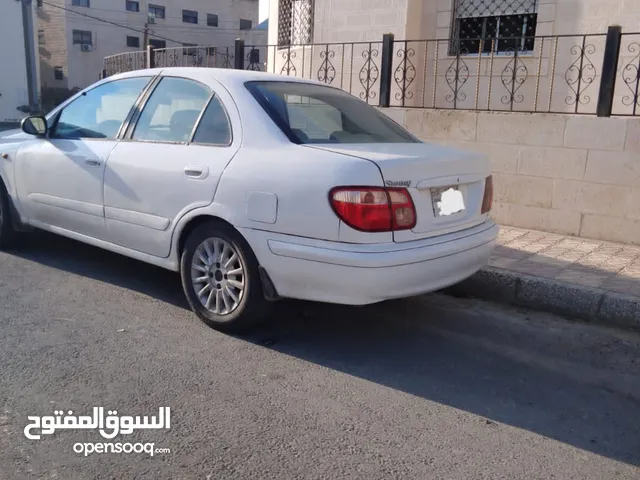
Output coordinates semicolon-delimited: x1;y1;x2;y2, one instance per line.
239;221;499;305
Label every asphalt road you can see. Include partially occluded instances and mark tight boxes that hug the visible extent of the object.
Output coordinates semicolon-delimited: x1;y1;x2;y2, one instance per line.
1;231;639;479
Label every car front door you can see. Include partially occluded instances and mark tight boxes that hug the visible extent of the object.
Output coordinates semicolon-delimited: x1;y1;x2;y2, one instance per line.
14;76;153;239
103;74;239;258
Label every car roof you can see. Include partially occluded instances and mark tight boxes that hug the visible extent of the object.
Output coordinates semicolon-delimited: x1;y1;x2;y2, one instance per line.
109;67;326;88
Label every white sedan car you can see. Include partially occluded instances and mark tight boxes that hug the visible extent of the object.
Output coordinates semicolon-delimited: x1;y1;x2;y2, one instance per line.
0;68;498;332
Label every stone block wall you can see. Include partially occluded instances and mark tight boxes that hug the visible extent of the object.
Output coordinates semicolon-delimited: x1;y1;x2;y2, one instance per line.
382;107;640;245
37;0;69;92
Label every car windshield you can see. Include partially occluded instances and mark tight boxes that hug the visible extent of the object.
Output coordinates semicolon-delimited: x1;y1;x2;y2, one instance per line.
245;81;419;144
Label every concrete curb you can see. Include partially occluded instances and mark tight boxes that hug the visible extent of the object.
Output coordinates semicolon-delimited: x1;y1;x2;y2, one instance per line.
443;267;640;331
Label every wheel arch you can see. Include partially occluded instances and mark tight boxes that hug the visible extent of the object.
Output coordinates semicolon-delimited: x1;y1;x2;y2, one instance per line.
0;169;30;232
174;213;280;302
176;214;235;257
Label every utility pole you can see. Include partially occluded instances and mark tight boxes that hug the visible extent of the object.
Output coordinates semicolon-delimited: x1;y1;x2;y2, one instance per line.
21;0;39;112
142;0;150;48
143;21;149;49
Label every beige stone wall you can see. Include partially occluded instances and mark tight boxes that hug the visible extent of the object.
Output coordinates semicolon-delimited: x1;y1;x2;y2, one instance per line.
384;107;640;245
313;0;409;43
37;0;69;91
273;0;640;47
414;0;640;116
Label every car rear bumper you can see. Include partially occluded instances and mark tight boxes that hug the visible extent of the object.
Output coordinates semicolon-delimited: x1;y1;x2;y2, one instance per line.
239;221;499;305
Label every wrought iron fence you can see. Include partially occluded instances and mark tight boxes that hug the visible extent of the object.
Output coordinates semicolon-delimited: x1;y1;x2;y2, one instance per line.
103;50;146;78
101;27;640;117
269;42;384;104
385;33;608;114
152;46;236;69
102;42;271;77
619;32;640;116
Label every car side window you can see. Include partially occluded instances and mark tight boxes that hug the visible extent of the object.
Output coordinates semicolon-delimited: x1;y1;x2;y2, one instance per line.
52;77;151;140
191;95;232;145
132;77;211;143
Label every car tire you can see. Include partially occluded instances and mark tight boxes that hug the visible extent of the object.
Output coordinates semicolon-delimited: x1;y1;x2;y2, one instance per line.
0;181;19;250
180;220;271;333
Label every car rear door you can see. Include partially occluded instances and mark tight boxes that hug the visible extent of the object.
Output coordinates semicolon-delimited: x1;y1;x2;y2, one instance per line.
102;73;239;258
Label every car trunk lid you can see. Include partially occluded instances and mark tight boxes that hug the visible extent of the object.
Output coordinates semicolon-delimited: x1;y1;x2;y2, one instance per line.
307;143;491;242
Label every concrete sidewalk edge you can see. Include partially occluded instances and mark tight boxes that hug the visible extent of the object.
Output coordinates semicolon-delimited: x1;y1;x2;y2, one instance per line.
443;267;640;331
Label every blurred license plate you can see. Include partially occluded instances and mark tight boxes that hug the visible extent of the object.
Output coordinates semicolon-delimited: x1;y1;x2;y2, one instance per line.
431;185;465;216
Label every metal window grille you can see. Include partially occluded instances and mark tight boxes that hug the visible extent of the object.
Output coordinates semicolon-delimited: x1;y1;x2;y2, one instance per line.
451;0;538;55
278;0;314;46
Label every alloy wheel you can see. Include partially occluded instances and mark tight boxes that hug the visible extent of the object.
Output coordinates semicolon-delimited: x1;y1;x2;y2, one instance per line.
190;237;245;316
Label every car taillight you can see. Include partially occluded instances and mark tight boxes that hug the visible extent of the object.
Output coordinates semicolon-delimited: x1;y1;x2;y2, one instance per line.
329;186;416;232
481;175;493;214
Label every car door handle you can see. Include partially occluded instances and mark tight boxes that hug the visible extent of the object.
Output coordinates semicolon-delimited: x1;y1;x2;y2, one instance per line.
85;159;102;167
184;166;208;179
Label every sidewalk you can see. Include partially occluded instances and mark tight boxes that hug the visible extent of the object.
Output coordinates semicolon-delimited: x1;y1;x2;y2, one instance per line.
0;123;19;132
445;226;640;331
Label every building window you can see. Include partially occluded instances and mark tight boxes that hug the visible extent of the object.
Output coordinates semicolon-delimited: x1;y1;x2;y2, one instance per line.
239;18;252;30
72;29;92;46
182;9;198;24
71;0;90;7
148;4;165;19
451;0;538;55
207;14;219;27
127;36;140;48
149;39;166;49
54;67;64;80
182;43;198;55
38;30;45;45
278;0;314;46
125;1;139;12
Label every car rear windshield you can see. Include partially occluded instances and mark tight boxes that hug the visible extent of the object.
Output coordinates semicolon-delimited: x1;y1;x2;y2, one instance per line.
245;81;419;144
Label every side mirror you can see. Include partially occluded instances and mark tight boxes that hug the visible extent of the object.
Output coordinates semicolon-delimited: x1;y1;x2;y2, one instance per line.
21;115;48;136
